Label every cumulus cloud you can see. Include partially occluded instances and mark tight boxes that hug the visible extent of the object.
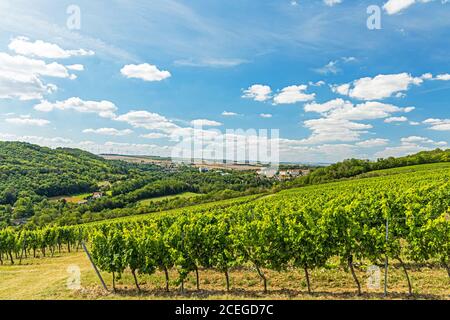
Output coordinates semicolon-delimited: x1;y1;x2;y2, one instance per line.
356;138;390;148
333;73;423;100
331;83;351;96
314;57;356;75
222;111;238;116
435;73;450;81
273;85;315;104
384;116;408;123
0;133;72;148
34;97;118;119
140;133;168;139
8;36;94;59
420;73;433;80
242;84;272;102
0;132;173;157
304;98;352;114
302;118;372;144
190;119;223;127
383;0;439;15
174;58;248;68
260;113;273;118
423;118;450;131
375;135;447;158
309;80;326;87
67;64;84;71
314;60;340;75
120;63;171;82
0;52;76;100
324;0;343;6
115;110;179;132
5;115;50;126
83;128;133;136
304;99;414;121
301;99;414;144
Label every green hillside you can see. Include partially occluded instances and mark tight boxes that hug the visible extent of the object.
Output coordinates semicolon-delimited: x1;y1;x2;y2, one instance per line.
0;141;274;228
0;141;129;205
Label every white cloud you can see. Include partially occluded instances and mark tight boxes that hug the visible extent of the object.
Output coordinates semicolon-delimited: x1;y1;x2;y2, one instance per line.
435;73;450;81
222;111;238;116
304;98;352;114
260;113;273;118
99;141;171;156
301;118;372;144
375;135;447;158
67;64;84;71
34;97;118;119
335;102;413;121
315;60;340;75
384;116;408;123
302;99;414;144
409;121;420;126
190;119;223;127
305;99;413;121
335;73;423;100
0;133;72;147
273;85;315;104
356;138;390;148
0;52;76;100
174;58;248;68
401;136;435;144
342;56;357;63
331;83;351;96
0;132;173;157
309;80;326;87
383;0;438;15
423;118;450;131
8;36;94;59
83;128;133;136
383;0;417;14
420;73;433;80
315;57;356;75
375;144;429;158
115;110;179;132
275;140;358;163
242;84;272;102
120;63;171;82
324;0;343;6
140;133;168;139
5;115;50;126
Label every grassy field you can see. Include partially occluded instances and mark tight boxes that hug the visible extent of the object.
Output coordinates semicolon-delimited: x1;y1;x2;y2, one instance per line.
0;251;447;300
48;193;92;203
138;192;200;206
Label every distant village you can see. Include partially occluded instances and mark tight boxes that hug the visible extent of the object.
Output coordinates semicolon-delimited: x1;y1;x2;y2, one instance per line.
197;166;311;180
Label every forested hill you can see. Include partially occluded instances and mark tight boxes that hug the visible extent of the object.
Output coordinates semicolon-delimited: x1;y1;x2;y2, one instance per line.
0;141;130;204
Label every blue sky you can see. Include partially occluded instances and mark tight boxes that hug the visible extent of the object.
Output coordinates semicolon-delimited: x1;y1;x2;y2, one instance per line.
1;0;450;163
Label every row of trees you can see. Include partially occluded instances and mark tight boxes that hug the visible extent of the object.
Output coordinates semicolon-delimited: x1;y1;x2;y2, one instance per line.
88;179;449;294
0;226;84;264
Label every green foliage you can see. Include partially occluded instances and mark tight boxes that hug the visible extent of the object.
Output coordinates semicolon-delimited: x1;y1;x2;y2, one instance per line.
289;148;450;187
1;145;450;295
